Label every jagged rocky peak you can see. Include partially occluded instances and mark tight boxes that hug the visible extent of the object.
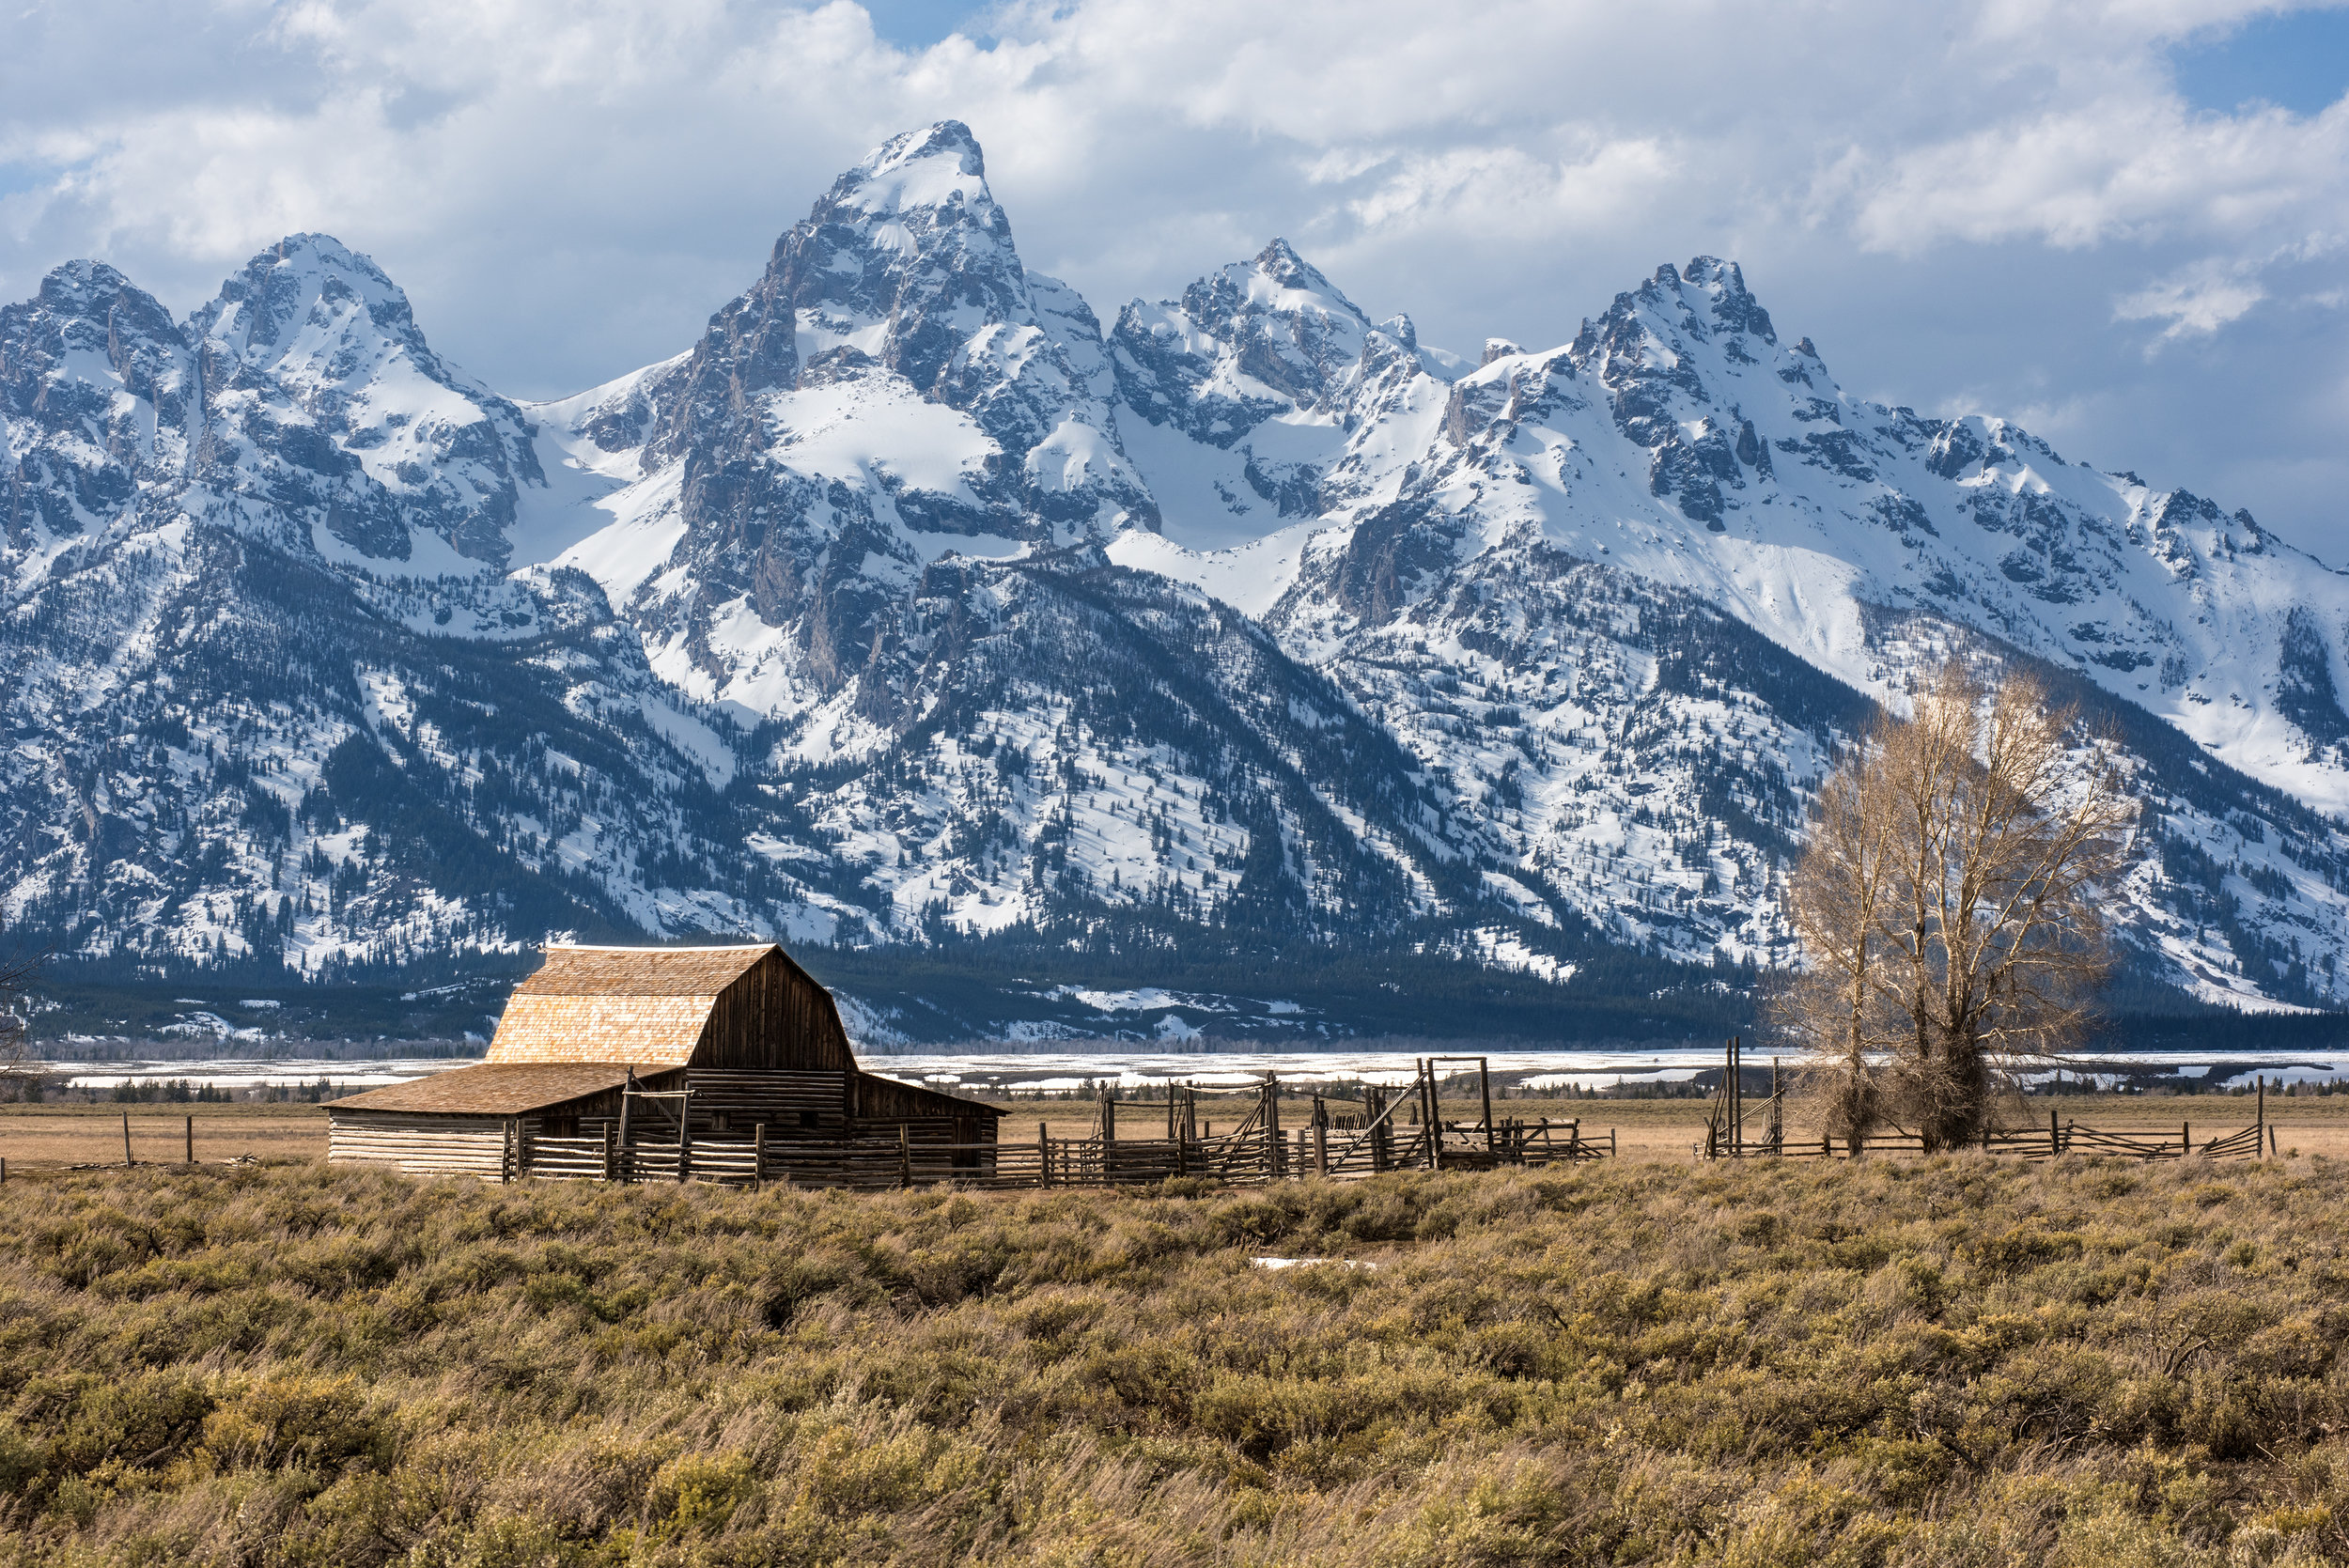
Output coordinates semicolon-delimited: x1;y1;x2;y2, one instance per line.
1544;255;1828;527
786;120;1035;389
10;258;187;372
179;233;542;567
641;118;1132;479
4;260;185;394
1679;256;1776;343
1;260;194;547
3;260;191;419
188;233;432;374
711;116;1050;410
1109;236;1384;449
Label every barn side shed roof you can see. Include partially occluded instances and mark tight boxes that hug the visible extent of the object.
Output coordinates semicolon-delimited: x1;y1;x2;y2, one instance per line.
328;1063;674;1116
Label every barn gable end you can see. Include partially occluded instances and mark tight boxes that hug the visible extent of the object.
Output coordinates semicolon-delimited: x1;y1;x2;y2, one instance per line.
484;943;855;1073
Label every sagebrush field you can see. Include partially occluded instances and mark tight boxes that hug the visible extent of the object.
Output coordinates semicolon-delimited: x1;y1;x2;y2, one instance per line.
3;1157;2348;1564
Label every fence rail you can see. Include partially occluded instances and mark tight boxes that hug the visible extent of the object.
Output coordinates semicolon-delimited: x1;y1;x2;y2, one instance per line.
1696;1041;2274;1164
490;1061;1618;1191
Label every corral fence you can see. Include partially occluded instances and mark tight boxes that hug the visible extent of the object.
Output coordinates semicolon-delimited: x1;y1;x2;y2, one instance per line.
1699;1037;2276;1162
501;1057;1615;1191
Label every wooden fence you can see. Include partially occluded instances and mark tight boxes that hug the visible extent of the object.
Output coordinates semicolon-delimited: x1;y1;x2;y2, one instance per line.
1698;1039;2275;1163
498;1061;1616;1190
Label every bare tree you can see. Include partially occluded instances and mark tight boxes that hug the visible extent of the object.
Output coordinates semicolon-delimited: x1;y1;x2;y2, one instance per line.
1774;659;2136;1151
0;947;51;1100
1777;739;1897;1154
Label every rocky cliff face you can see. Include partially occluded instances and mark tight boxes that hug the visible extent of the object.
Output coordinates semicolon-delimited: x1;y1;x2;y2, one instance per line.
542;122;1158;726
8;124;2349;1038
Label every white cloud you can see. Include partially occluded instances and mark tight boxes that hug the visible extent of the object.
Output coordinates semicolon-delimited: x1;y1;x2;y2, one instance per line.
1;0;2345;555
1846;98;2349;255
2116;262;2267;341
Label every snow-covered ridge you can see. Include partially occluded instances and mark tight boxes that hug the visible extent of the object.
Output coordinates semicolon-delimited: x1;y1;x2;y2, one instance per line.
6;121;2348;1027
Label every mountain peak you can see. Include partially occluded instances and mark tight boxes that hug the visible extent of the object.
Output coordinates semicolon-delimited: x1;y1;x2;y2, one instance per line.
250;233;404;301
836;120;993;222
1246;239;1363;319
1253;238;1317;286
1681;255;1777;343
193;232;426;364
867;119;984;176
35;258;140;311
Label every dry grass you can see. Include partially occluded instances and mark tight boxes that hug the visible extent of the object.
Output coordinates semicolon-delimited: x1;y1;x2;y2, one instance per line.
0;1106;325;1170
3;1155;2349;1563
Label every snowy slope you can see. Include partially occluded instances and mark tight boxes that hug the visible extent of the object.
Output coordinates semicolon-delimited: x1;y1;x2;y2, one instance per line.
1264;260;2349;815
7;122;2349;1033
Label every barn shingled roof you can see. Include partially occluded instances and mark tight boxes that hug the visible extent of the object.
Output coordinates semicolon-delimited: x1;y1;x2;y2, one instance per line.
482;943;773;1067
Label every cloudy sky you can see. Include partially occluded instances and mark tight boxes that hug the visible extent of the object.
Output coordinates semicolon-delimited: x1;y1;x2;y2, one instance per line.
4;0;2345;554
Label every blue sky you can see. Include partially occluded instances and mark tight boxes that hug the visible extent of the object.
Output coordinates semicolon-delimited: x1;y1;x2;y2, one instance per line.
860;0;991;47
1;0;2345;558
2172;6;2349;114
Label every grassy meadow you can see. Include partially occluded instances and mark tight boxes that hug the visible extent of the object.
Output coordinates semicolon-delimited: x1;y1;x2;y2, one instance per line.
1;1155;2348;1563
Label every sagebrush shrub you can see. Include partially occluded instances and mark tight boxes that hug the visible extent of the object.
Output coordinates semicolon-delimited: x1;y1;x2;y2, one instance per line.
0;1158;2345;1563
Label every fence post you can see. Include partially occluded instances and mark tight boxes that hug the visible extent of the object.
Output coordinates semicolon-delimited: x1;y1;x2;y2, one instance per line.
122;1110;133;1169
898;1123;911;1188
2258;1078;2265;1157
1479;1058;1496;1157
1038;1123;1050;1188
1420;1063;1441;1172
501;1120;513;1185
1313;1096;1329;1176
754;1121;766;1192
1264;1077;1282;1179
602;1122;616;1183
677;1094;692;1185
616;1070;634;1185
2183;1121;2190;1159
1730;1036;1741;1156
2049;1109;2060;1158
184;1114;194;1165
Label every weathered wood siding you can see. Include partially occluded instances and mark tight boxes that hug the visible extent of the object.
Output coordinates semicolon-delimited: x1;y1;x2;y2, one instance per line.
848;1072;1002;1134
681;1068;850;1138
692;950;857;1072
329;1111;507;1177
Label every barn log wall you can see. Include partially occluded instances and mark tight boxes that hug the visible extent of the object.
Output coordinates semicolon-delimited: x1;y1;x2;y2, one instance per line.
682;1069;850;1138
328;1112;508;1177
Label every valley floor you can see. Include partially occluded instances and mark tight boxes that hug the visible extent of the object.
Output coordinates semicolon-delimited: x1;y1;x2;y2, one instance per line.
0;1093;2337;1170
2;1150;2349;1561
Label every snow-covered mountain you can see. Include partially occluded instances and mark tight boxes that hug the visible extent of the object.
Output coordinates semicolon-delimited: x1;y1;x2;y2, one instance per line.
7;121;2348;1041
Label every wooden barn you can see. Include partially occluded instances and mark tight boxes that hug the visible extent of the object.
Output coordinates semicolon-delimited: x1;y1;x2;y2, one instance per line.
326;943;1003;1186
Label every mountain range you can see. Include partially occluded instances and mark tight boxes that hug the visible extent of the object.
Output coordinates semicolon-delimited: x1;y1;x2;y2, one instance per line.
8;120;2348;1046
